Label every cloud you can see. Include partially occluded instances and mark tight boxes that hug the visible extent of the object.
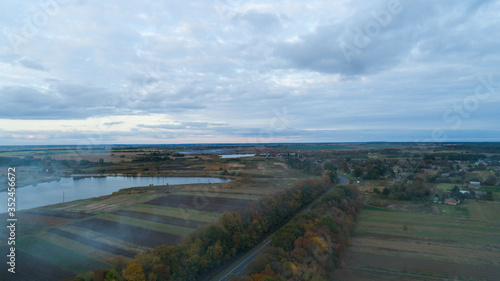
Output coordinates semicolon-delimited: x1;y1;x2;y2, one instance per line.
232;10;283;33
137;121;226;130
275;0;500;76
0;0;499;143
103;121;123;126
18;58;48;71
0;85;120;119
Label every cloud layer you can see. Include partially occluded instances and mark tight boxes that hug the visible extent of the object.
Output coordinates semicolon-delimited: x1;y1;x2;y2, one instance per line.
0;0;499;144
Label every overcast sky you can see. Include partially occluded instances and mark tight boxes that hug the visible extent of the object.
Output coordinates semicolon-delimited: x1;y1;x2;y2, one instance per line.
0;0;499;145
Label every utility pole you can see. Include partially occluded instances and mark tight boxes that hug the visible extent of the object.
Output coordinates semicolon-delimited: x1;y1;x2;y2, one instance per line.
63;191;66;203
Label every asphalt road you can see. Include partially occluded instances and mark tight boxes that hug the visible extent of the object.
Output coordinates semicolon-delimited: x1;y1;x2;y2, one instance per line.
216;175;349;281
216;238;273;281
338;175;349;185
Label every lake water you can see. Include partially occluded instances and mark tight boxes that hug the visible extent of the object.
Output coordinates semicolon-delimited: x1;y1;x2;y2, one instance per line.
1;176;231;212
219;154;256;158
179;149;228;155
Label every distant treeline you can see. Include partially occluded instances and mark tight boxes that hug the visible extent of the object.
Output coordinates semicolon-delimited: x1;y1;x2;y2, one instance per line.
234;184;362;281
0;156;111;168
443;143;500;154
0;156;41;166
131;156;172;163
76;171;339;281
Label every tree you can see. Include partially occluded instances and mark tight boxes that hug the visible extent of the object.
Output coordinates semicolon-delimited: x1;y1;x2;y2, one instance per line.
108;255;131;273
318;215;339;235
382;187;390;196
133;252;160;278
486;191;494;201
485;175;498;186
323;161;336;172
272;231;297;251
341;161;349;173
122;263;146;281
152;245;178;277
353;166;363;178
105;268;122;281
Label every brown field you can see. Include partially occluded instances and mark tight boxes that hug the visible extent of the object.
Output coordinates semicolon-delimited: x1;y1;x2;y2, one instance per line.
144;194;254;213
204;164;230;170
73;218;182;248
23;209;96;220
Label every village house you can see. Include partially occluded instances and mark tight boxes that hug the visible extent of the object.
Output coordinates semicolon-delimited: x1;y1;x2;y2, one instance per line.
444;197;460;205
475;191;487;199
468;181;481;189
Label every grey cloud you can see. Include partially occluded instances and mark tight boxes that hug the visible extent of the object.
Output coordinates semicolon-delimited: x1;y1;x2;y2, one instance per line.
0;85;119;119
275;0;499;76
103;122;124;126
232;10;283;33
19;58;48;71
137;122;226;130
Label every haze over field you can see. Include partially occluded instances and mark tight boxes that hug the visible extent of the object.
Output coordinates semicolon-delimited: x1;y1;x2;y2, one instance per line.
0;0;499;144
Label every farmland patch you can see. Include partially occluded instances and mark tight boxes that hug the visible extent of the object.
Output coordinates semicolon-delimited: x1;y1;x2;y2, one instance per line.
144;194;253;213
48;228;136;257
16;235;110;274
112;210;207;229
72;218;181;248
0;247;75;281
130;204;220;223
97;213;194;236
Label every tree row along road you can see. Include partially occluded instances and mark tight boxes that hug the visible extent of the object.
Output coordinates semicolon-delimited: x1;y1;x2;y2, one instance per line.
215;175;349;281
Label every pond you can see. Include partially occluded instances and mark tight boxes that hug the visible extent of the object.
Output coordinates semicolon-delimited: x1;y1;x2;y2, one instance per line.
219;154;256;158
1;176;231;212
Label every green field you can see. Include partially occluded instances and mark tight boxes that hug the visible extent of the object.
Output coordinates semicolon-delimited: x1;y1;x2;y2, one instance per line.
435;183;460;191
97;213;195;236
129;204;221;223
17;235;111;274
335;202;500;280
37;231;113;262
172;190;260;200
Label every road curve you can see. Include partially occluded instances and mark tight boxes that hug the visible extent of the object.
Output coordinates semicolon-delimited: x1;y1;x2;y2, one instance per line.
216;175;349;281
338;175;349;185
